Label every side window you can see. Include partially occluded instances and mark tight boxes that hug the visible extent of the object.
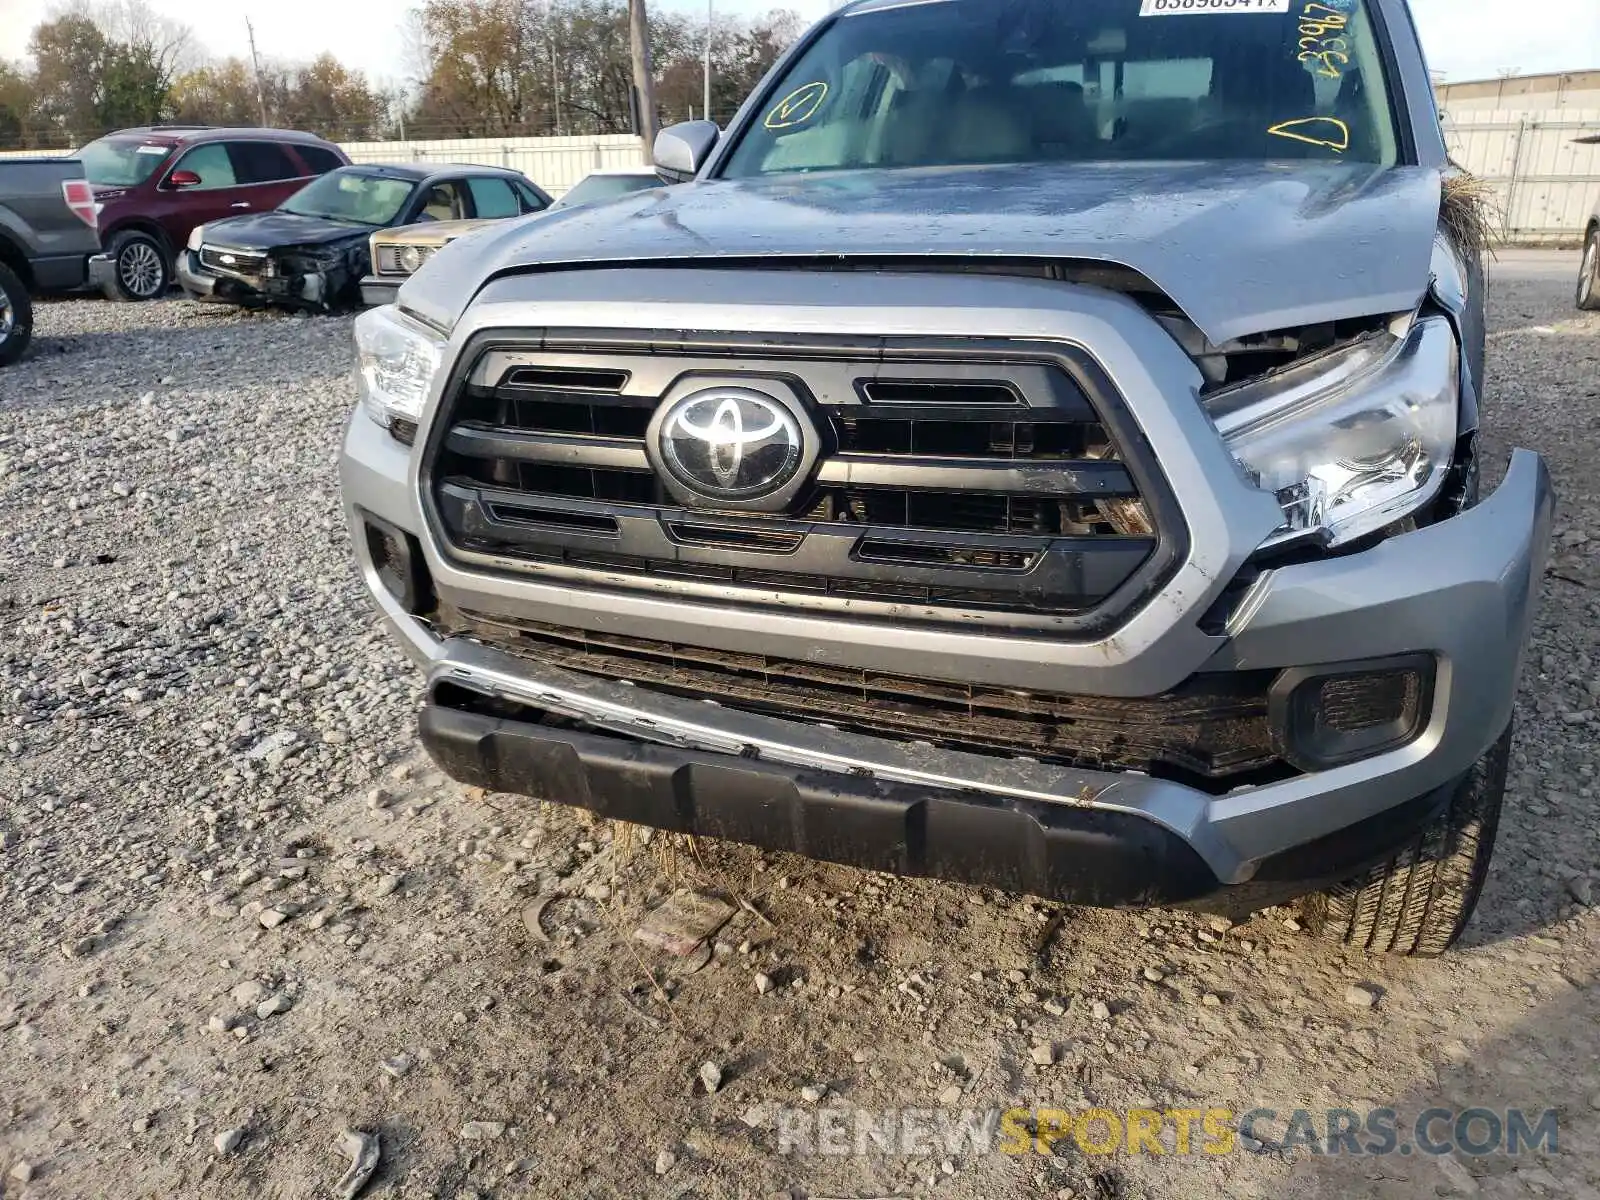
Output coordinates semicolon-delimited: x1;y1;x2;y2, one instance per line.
467;176;521;219
296;145;345;176
420;180;467;222
172;142;237;190
228;141;300;185
514;181;550;213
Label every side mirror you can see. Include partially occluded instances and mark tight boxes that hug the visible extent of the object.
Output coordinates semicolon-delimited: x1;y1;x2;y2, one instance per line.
168;169;202;189
653;121;720;181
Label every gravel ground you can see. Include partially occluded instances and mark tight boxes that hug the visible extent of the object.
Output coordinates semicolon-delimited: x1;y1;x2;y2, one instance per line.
2;261;1599;1200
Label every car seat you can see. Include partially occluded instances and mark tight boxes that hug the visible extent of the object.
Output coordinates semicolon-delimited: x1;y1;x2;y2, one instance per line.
1031;81;1096;160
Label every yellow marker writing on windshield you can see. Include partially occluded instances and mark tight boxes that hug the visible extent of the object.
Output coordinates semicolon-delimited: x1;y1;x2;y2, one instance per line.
765;81;829;130
1267;116;1350;152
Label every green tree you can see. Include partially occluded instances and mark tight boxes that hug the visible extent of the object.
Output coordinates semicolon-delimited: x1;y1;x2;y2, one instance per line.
169;59;275;127
100;41;170;127
281;54;385;139
23;1;193;141
28;14;110;140
0;62;36;147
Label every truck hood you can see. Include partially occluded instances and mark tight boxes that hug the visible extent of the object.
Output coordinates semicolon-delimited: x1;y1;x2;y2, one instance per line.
202;211;374;252
401;160;1442;346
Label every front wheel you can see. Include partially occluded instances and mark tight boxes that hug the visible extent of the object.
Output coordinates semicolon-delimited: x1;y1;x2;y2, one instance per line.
1301;726;1511;957
1578;229;1600;311
0;260;34;367
103;230;171;302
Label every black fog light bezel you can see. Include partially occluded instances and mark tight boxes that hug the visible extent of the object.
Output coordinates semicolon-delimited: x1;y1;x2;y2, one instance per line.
1269;654;1436;773
361;510;436;617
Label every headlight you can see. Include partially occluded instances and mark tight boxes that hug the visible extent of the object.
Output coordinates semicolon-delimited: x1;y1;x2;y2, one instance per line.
187;225;205;252
399;245;425;274
353;306;447;433
1210;315;1459;550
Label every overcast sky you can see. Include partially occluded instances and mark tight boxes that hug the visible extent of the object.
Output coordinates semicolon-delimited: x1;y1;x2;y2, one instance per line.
0;0;1594;89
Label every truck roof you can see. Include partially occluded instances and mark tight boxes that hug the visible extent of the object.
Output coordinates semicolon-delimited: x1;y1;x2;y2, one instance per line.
101;126;337;146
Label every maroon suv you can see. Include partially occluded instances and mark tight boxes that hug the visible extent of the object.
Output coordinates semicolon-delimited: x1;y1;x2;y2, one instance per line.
79;126;349;301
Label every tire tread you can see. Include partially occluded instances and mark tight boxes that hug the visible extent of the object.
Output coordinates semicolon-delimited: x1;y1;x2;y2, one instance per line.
1304;728;1511;957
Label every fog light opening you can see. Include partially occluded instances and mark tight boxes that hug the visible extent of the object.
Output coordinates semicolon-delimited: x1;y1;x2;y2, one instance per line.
362;513;436;617
1270;655;1435;772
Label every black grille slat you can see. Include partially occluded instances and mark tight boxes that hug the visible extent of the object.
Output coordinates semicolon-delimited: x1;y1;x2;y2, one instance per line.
442;608;1291;792
817;455;1135;498
502;366;630;393
436;480;1153;615
859;379;1023;407
833;414;1112;460
426;335;1181;632
449;424;651;470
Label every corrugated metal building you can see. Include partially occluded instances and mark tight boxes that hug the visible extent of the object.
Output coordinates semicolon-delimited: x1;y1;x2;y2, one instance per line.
1437;70;1600;115
1435;71;1600;243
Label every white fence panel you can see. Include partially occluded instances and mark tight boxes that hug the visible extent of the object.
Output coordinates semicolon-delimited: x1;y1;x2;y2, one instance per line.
0;133;648;197
1443;108;1600;243
338;134;646;196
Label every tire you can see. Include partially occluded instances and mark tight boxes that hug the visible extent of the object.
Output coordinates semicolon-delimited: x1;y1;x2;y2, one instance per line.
0;260;33;367
1579;229;1600;312
1301;726;1511;957
102;230;171;302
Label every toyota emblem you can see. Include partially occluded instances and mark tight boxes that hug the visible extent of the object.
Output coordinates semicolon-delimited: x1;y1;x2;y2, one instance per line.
657;388;805;502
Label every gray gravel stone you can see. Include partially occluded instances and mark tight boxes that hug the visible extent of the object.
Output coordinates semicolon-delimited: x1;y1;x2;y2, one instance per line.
232;981;268;1008
381;1053;415;1079
256;993;293;1019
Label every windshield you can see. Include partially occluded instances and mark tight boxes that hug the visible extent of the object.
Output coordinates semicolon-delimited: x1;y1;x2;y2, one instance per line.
721;0;1399;178
279;170;416;226
553;173;665;210
78;137;172;187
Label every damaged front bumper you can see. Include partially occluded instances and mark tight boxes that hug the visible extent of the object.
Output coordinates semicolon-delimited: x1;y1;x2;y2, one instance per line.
341;369;1554;907
178;249;347;310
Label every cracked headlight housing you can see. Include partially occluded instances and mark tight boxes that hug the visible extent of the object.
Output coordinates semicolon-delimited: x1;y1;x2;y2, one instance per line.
1210;315;1459;550
354;305;446;434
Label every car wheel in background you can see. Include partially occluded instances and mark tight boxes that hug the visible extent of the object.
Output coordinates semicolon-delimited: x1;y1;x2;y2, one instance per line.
0;260;34;367
1578;230;1600;311
103;230;171;302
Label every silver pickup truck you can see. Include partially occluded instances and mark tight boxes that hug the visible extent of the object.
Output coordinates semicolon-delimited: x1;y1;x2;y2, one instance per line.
342;0;1553;956
0;156;108;365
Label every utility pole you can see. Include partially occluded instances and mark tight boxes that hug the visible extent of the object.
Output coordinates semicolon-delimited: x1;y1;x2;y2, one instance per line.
245;17;268;127
628;0;658;158
703;0;712;125
547;1;562;137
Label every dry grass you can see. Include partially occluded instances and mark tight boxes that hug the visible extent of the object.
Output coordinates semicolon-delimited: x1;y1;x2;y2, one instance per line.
1441;171;1501;260
610;819;696;883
